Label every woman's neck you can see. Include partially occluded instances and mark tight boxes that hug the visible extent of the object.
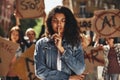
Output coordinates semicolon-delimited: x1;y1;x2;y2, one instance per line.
109;43;114;47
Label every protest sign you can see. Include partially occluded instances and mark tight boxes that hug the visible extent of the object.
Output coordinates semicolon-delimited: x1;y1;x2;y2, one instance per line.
77;9;120;38
13;44;40;80
92;9;120;38
84;46;104;73
0;37;19;76
76;17;94;32
83;46;104;80
16;0;45;19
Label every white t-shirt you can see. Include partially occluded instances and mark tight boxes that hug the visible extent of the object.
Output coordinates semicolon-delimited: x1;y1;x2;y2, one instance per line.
57;51;62;71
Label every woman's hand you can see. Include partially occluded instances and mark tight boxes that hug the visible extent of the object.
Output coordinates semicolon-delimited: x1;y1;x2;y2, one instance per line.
52;33;64;54
69;74;85;80
69;72;88;80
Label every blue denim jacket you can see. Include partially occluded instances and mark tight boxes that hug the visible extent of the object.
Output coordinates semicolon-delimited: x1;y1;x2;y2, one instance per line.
34;37;85;80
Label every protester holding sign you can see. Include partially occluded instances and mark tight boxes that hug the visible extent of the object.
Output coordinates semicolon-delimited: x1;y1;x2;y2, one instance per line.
6;26;23;80
34;6;85;80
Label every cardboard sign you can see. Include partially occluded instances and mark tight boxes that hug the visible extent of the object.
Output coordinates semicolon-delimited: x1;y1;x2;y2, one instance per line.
76;17;94;32
84;46;104;73
0;37;19;76
13;44;40;80
92;9;120;38
16;0;45;19
77;9;120;38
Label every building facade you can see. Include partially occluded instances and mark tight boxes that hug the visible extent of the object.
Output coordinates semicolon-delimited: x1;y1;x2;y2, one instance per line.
0;0;15;37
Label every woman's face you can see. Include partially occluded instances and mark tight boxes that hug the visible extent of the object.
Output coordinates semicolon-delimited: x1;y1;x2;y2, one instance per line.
51;13;66;36
106;38;114;45
11;30;19;43
27;31;35;42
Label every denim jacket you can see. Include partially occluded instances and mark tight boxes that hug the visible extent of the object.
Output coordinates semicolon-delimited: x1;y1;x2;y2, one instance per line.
34;37;85;80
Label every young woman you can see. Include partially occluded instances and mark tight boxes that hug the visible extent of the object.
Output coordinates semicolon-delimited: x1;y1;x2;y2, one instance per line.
6;26;22;80
24;28;36;48
34;6;85;80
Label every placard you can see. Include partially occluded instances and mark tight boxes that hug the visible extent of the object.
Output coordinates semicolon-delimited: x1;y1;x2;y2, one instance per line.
92;9;120;38
84;46;104;73
16;0;45;19
0;37;19;76
77;9;120;38
13;45;40;80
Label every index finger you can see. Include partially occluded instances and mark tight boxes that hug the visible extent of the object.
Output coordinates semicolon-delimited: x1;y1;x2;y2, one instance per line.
58;27;60;36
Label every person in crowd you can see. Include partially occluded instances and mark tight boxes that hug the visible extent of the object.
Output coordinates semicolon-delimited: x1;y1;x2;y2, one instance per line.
24;28;36;48
102;37;120;80
6;26;23;80
34;6;85;80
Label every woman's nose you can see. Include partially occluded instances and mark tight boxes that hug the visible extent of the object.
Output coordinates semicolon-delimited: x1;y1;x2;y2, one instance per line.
57;21;62;26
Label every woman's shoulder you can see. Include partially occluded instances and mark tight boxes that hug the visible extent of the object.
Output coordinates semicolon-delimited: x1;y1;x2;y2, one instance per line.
36;37;49;44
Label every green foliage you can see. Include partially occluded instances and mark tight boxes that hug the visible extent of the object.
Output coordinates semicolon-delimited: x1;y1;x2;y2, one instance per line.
19;18;43;39
33;18;43;39
19;18;37;33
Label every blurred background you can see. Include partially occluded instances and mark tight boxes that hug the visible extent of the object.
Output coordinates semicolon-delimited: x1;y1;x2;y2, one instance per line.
0;0;120;39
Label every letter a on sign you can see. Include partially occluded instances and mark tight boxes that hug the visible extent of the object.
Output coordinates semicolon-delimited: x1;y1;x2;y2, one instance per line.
102;16;116;29
92;9;120;38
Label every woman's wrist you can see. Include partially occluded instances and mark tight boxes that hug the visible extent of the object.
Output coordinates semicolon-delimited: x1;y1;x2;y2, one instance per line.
59;47;65;54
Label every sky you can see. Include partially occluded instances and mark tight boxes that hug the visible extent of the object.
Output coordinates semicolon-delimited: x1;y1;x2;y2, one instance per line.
45;0;63;14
